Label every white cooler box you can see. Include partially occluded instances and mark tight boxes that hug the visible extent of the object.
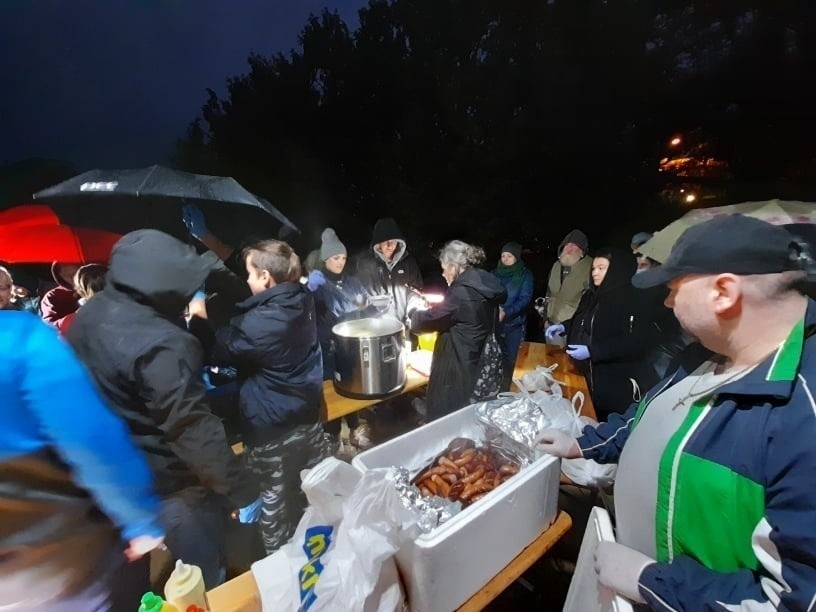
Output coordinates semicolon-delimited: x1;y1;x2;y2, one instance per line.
352;404;560;612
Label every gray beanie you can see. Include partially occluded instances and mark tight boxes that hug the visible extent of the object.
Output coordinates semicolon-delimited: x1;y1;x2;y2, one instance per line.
320;228;347;260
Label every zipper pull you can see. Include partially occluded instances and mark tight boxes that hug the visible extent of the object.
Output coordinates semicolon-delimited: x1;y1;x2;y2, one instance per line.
629;315;634;334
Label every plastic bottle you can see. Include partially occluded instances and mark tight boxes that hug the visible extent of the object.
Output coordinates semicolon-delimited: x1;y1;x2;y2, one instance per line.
139;591;179;612
164;559;210;612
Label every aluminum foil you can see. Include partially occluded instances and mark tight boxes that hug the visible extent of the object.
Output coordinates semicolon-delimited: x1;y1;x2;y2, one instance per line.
393;466;461;533
475;395;550;460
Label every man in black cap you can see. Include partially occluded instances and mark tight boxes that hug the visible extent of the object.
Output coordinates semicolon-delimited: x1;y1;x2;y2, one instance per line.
536;215;816;610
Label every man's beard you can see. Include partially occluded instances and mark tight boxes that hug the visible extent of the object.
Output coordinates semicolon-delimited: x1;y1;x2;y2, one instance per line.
559;252;581;267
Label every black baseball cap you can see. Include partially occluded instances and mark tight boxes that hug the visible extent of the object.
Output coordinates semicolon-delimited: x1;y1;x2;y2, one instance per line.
632;214;804;289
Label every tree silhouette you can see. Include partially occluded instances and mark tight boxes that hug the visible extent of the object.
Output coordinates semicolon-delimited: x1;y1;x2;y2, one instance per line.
175;1;816;254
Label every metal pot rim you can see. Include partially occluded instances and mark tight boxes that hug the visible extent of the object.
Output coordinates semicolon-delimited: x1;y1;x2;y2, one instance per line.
332;317;405;338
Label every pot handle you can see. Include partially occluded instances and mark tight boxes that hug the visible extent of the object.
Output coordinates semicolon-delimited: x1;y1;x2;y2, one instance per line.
382;338;398;362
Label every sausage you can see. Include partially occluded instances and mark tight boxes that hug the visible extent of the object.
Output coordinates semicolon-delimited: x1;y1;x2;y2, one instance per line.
454;449;476;466
420;486;433;497
440;472;458;484
431;474;451;497
461;466;485;484
499;463;520;476
424;477;438;496
439;456;458;471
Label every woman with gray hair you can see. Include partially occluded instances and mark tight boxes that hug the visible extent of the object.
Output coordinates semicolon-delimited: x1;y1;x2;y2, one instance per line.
410;240;507;420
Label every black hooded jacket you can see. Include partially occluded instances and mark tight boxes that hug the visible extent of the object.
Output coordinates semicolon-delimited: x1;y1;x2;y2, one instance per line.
410;267;507;420
567;248;659;418
354;218;424;322
66;230;257;507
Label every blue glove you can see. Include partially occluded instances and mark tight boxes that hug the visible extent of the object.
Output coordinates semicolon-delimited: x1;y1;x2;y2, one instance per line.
545;323;566;341
237;497;263;524
566;344;590;361
307;269;326;292
182;203;209;239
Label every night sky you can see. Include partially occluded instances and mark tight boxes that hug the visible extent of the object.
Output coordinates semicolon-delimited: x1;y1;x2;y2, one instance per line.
1;0;364;169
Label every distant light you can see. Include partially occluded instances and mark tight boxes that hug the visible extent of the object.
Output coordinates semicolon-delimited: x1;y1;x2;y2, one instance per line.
685;193;697;203
670;137;682;146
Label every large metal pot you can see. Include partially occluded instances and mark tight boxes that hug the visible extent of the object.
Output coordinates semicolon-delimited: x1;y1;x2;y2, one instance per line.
332;317;407;398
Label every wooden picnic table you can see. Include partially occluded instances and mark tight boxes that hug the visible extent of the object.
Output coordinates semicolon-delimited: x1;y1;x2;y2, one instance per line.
206;511;573;612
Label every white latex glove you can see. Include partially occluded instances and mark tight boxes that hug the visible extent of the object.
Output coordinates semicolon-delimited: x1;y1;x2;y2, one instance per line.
594;541;653;604
125;535;165;562
534;428;582;458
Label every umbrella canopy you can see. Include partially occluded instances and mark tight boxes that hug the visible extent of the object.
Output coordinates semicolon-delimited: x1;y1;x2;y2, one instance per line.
32;165;299;241
0;204;60;229
0;224;121;264
638;199;816;263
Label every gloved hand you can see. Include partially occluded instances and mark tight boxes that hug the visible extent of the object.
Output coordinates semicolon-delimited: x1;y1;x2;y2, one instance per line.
545;323;566;341
594;541;653;603
182;202;210;239
236;497;263;524
534;428;582;458
566;344;590;361
124;535;166;561
307;269;326;292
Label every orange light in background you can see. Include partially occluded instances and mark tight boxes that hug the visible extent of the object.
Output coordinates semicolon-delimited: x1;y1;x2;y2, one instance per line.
685;193;697;203
670;136;682;146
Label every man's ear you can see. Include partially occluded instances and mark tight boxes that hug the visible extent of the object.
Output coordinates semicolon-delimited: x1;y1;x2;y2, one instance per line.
712;273;742;316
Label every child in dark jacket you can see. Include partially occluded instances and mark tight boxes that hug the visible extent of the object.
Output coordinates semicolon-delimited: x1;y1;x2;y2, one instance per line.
209;240;329;554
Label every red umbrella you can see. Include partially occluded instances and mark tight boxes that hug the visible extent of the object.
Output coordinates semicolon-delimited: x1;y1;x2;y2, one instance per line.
0;204;61;229
0;223;122;264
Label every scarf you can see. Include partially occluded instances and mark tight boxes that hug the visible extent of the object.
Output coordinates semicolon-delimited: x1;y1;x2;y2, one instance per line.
494;260;526;292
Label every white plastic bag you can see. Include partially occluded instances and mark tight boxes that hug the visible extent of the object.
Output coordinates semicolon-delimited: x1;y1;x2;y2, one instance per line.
252;457;416;612
561;416;617;487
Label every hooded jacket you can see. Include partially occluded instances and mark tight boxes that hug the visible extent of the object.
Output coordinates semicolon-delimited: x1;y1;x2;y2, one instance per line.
211;281;324;447
354;218;424;322
579;301;816;611
567;248;658;417
411;267;507;420
0;312;162;606
546;230;591;325
39;262;79;325
66;230;257;508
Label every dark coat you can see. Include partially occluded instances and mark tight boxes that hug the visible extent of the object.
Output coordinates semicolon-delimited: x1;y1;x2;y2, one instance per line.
211;281;324;447
567;249;659;418
493;264;534;331
354;243;424;322
66;230;257;508
312;270;374;380
410;267;507;420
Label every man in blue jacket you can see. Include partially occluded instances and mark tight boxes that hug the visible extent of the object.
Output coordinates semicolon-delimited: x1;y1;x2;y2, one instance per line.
0;311;164;610
537;215;816;610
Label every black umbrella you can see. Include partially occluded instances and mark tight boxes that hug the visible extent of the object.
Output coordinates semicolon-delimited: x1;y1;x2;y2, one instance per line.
33;165;299;242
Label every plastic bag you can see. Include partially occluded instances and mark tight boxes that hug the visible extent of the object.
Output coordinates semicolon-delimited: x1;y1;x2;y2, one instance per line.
561;416;617;487
252;457;416;612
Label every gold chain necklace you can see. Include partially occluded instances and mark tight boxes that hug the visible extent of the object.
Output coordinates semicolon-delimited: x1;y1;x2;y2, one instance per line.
675;361;754;409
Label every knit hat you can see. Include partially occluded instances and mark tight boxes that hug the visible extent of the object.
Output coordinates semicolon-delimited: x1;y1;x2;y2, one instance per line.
371;217;405;245
501;241;522;260
320;228;347;260
558;229;589;255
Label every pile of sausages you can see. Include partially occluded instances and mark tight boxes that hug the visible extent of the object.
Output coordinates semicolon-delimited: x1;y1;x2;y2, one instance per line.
412;438;520;507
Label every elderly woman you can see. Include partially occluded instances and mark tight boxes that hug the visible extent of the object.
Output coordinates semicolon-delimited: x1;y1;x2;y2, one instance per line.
410;240;506;421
